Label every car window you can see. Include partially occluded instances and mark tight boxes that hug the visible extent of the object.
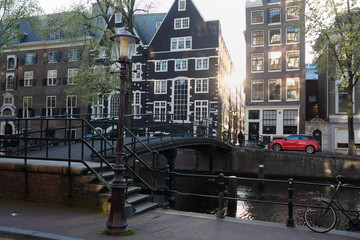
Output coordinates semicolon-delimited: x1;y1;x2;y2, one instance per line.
301;135;313;140
286;135;299;140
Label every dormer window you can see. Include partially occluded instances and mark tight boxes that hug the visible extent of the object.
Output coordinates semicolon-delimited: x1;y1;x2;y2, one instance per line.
7;55;17;70
115;13;122;23
179;0;186;11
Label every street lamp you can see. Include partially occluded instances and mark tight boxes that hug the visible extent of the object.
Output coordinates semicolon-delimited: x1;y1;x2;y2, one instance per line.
105;29;139;235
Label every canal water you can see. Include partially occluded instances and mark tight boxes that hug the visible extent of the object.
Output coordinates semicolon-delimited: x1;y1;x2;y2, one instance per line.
172;176;360;230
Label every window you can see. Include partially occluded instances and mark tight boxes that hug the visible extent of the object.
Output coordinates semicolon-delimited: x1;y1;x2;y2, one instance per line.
46;96;56;117
269;52;281;71
178;0;186;11
171;37;192;51
7;56;16;70
268;8;281;24
92;96;104;119
175;59;188;71
24;71;34;87
68;68;78;85
132;63;142;80
6;74;15;90
309;96;316;102
66;95;77;116
251;10;264;24
286;50;300;70
48;51;60;63
286;78;300;101
115;13;122;23
109;93;120;118
154;80;167;94
173;78;188;121
23;97;33;118
263;110;276;134
249;110;259;119
174;17;189;29
195;58;209;70
283;110;298;134
132;91;141;117
25;53;36;64
195;100;208;121
47;70;57;86
268;79;281;101
268;0;280;3
286;6;299;21
251;80;264;101
156;21;162;29
287;27;299;44
251;30;264;46
154;101;167;122
155;60;167;72
195;78;209;93
68;49;79;62
336;80;352;113
269;29;281;45
251;53;264;72
99;47;106;58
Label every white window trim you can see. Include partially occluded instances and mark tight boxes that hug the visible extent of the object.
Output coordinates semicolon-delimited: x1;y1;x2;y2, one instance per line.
170;37;192;51
251;53;264;73
194;100;209;121
46;96;56;117
153;101;167;122
286;50;300;71
7;55;16;70
178;0;186;11
286;27;300;45
23;96;33;118
132;91;142;119
195;57;209;70
268;79;282;102
68;49;79;62
155;60;168;72
174;17;190;30
251;30;264;47
268;0;280;5
250;10;264;25
335;80;355;114
115;13;122;23
286;6;300;21
286;78;300;102
132;63;142;81
195;78;209;93
251;79;264;102
174;59;188;71
66;95;77;117
154;80;167;94
47;70;57;86
5;73;15;91
268;52;282;72
24;71;34;87
268;28;281;46
67;68;78;85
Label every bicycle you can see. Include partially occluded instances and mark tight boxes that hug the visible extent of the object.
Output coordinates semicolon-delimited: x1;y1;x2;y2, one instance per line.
304;175;360;233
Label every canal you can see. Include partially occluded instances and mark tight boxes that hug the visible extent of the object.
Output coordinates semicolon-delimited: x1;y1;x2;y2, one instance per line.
172;176;360;230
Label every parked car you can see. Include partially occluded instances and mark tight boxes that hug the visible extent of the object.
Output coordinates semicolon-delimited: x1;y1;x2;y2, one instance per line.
269;135;321;154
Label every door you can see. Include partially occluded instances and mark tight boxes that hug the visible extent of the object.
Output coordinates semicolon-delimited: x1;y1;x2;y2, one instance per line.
313;130;322;147
249;122;259;141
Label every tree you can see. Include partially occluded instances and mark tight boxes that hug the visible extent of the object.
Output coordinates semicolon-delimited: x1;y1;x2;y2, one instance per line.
301;0;360;155
0;0;41;47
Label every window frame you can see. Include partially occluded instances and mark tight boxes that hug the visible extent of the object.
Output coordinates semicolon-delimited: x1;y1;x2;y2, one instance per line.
251;53;264;73
335;80;355;114
66;95;77;117
174;17;190;30
195;78;209;93
268;28;281;46
5;73;15;91
67;68;78;85
286;78;300;101
178;0;186;11
132;63;142;80
47;70;57;86
251;10;264;25
286;27;300;44
132;91;141;118
194;100;208;121
25;53;36;65
195;57;209;70
263;110;277;135
251;30;264;47
24;71;34;87
154;101;167;122
23;96;33;118
251;79;264;102
115;13;122;23
171;37;192;51
268;8;281;24
155;60;168;72
286;50;300;71
286;6;299;21
283;109;299;134
68;49;79;62
46;96;56;117
154;80;167;94
268;79;281;102
268;52;282;72
174;59;188;71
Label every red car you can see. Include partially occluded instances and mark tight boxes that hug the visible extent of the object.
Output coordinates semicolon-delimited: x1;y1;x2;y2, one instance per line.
269;135;321;154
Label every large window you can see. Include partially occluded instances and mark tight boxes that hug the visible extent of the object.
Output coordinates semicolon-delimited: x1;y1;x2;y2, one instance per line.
268;79;281;101
6;74;15;91
66;95;77;116
251;53;264;72
248;110;260;120
174;17;189;29
47;70;57;86
251;10;264;24
25;53;36;65
195;100;208;121
195;78;208;93
171;37;192;51
286;78;300;101
48;51;60;63
68;69;78;85
263;110;276;134
24;71;34;87
68;49;79;62
336;80;352;113
251;30;264;46
155;60;167;72
269;29;281;45
154;80;167;94
109;94;120;118
286;27;299;44
268;8;281;24
178;0;186;11
173;78;188;121
7;56;16;70
251;80;264;102
269;52;281;71
286;6;299;21
132;91;141;117
132;63;142;80
23;96;32;118
46;96;56;117
195;58;209;70
286;50;300;70
154;101;167;122
175;59;188;71
283;110;298;134
92;96;104;119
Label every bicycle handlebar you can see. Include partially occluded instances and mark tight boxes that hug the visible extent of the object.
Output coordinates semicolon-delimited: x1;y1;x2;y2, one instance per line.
336;175;346;183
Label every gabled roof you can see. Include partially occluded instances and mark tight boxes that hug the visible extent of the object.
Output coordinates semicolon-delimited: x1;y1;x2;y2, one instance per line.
134;13;166;45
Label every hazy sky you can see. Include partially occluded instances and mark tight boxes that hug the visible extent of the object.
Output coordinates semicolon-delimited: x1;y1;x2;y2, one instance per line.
38;0;247;79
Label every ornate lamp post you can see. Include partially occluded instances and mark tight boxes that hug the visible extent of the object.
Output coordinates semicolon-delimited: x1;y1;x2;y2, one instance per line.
105;29;139;235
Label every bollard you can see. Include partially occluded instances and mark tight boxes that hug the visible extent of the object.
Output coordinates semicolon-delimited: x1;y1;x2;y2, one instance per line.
287;178;295;227
227;176;237;217
217;173;225;219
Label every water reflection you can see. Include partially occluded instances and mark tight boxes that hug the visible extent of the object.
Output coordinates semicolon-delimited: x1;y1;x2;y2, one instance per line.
173;177;360;230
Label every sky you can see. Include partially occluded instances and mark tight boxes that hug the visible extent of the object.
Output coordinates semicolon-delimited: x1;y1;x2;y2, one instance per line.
37;0;246;79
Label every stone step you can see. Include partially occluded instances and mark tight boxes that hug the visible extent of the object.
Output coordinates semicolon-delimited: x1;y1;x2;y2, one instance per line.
133;202;158;215
127;193;149;205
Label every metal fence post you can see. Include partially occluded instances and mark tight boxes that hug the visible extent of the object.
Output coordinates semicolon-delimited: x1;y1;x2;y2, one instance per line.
217;173;225;219
164;165;170;209
287;178;295;227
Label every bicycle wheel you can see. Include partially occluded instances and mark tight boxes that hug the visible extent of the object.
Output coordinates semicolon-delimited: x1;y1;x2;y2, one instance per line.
304;200;337;233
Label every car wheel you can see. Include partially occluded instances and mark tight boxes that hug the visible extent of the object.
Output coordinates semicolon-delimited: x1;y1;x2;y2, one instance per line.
306;145;315;154
273;144;281;151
